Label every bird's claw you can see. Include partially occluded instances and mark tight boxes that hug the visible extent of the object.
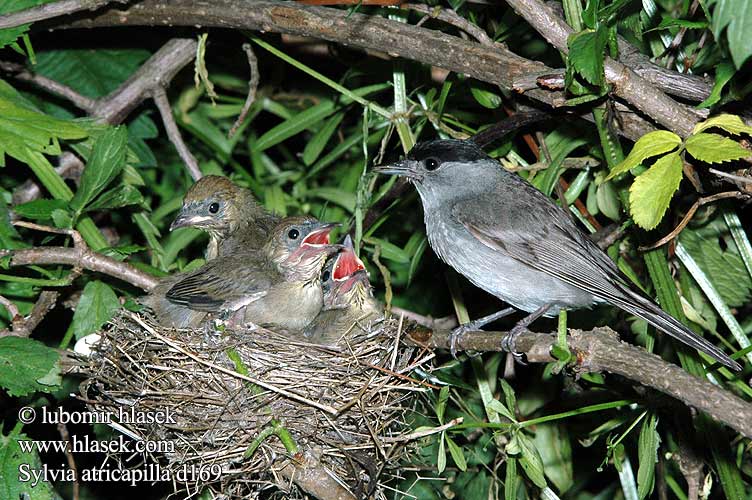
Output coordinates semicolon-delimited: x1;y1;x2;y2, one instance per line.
448;325;467;359
501;324;527;365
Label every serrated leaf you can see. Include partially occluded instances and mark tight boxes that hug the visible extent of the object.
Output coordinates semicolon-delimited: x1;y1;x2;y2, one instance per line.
469;85;502;109
445;436;467;471
12;199;68;220
629;152;683;230
518;433;548;489
685;133;750;163
87;183;145;211
0;336;60;396
637;413;660;499
606;130;681;180
692;113;752;136
1;425;56;500
70;126;129;213
67;280;120;340
567;27;608;86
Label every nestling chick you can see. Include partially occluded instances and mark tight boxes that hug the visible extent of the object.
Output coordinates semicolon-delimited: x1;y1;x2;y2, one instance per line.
304;235;383;347
170;175;278;260
164;216;341;331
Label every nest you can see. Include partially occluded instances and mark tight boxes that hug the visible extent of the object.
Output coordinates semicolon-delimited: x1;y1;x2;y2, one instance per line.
79;310;434;499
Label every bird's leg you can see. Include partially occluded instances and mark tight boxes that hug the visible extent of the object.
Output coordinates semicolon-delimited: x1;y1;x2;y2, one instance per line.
501;303;554;361
449;307;516;357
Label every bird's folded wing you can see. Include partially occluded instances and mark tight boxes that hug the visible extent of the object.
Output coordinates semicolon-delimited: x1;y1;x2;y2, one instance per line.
451;190;631;303
166;262;272;312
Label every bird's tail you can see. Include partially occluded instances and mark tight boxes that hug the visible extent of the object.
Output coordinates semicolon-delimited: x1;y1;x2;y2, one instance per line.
613;286;741;371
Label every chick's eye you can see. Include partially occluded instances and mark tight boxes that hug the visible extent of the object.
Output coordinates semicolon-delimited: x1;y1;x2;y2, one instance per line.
288;229;300;240
424;158;439;171
208;202;220;214
321;270;331;282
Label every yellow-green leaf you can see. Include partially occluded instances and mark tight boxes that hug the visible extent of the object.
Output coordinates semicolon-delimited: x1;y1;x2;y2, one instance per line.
693;113;752;135
606;130;681;180
685;132;750;163
629;152;683;230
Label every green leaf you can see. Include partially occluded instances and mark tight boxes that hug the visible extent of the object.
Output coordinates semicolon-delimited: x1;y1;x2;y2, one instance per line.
86;183;145;211
302;112;344;166
12;199;68;220
685;133;750;163
445;436;468;471
0;336;60;397
636;413;660;499
436;386;449;424
256;100;336;151
1;425;56;500
692;113;752;135
469;85;502;109
697;63;735;109
708;0;752;68
534;424;573;493
628;152;683;230
596;180;621;221
437;433;447;474
70;126;129;213
606;130;681;180
517;433;548;489
505;457;519;500
567;27;608;86
67;280;120;341
488;399;517;422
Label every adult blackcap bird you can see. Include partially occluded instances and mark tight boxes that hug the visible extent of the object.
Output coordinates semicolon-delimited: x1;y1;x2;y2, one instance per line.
169;175;278;260
375;139;741;371
304;235;383;347
163;216;341;331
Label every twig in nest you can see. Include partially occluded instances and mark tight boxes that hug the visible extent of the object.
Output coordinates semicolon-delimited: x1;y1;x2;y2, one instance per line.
229;43;260;138
408;326;752;439
153;87;202;181
5;222;158;291
639;191;749;251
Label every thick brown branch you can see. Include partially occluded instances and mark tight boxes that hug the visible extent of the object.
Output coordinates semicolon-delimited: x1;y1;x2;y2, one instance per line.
57;0;654;141
0;0;125;29
407;326;752;439
2;247;158;291
502;0;702;137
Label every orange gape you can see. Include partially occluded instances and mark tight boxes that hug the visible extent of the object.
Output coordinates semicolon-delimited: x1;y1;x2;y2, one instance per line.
295;0;404;5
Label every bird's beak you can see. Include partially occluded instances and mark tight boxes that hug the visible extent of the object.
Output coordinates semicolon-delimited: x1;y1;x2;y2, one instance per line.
373;160;419;180
333;235;367;281
302;222;341;247
169;210;193;231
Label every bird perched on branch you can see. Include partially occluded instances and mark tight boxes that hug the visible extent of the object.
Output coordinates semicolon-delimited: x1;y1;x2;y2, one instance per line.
170;175;278;260
375;139;741;371
162;216;341;331
304;235;383;347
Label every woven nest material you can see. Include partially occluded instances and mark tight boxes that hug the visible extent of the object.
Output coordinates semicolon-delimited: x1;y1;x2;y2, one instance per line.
79;310;435;499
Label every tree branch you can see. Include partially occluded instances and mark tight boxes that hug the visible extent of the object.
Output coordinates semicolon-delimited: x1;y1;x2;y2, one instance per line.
54;0;657;141
0;291;59;338
153;87;202;180
407;326;752;439
0;0;125;29
278;448;356;500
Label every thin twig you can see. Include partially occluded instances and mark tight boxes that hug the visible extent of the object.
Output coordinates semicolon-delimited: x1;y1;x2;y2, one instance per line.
0;61;97;112
709;168;752;185
639;192;749;251
0;295;20;325
0;0;125;29
382;417;464;442
229;43;260;138
57;422;80;500
0;291;60;338
152;87;202;181
404;4;493;46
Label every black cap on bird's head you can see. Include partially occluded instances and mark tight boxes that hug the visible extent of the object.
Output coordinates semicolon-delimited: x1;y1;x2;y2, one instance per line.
374;139;491;183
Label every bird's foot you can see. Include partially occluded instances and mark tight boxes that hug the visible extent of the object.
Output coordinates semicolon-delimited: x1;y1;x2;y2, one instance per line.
501;324;527;365
449;308;516;358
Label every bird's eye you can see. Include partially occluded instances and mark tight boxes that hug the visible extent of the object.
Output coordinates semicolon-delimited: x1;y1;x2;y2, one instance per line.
321;270;331;282
208;202;220;214
288;229;300;240
424;158;439;171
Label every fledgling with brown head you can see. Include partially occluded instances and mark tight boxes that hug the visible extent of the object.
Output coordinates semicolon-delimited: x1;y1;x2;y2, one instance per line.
160;216;342;331
304;235;383;347
170;175;278;260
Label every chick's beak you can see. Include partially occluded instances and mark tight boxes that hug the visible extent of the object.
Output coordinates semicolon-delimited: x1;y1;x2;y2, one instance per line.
333;235;366;281
169;210;192;231
301;222;340;247
373;160;419;180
